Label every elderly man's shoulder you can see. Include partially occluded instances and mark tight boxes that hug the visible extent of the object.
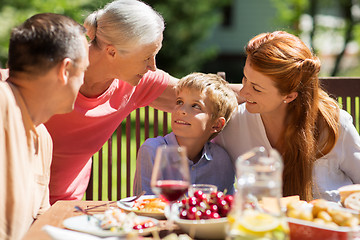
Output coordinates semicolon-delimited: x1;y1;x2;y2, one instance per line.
0;81;16;112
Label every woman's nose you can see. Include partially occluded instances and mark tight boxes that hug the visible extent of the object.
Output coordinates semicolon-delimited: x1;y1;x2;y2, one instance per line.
239;82;250;98
147;57;157;72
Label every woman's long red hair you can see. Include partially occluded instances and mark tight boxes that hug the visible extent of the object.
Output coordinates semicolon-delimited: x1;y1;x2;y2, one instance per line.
246;31;339;201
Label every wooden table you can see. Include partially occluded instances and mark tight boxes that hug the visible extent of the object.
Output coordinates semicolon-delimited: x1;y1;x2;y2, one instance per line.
23;200;180;240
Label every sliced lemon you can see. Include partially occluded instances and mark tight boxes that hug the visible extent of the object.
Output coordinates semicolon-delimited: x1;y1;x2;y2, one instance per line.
239;210;280;233
228;214;236;224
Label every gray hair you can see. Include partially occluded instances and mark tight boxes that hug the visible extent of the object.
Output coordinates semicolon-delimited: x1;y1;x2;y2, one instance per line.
85;0;165;52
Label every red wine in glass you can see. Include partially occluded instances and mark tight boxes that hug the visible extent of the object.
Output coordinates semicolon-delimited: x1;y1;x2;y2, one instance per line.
155;180;189;202
151;146;190;230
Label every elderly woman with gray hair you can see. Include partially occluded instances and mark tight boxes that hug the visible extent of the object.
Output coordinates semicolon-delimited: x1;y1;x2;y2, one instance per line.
44;0;179;204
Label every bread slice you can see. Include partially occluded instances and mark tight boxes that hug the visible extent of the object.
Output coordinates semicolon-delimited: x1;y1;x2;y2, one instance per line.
344;192;360;211
338;184;360;204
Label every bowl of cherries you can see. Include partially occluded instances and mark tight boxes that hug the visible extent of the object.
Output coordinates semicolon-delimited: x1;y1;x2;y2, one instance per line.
172;190;234;239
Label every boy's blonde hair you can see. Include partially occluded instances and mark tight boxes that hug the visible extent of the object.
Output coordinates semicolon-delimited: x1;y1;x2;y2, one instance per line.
175;72;238;136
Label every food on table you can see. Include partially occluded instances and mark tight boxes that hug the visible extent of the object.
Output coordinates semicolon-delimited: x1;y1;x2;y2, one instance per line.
99;208;156;232
132;219;156;230
178;190;233;220
230;208;288;240
133;197;167;213
338;184;360;205
162;233;193;240
286;199;360;228
344;192;360;211
261;195;301;214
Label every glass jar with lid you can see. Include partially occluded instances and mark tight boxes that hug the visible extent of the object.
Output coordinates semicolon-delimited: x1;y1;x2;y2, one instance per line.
227;147;289;240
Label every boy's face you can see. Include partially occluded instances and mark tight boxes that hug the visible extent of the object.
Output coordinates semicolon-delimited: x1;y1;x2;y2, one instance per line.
171;88;217;141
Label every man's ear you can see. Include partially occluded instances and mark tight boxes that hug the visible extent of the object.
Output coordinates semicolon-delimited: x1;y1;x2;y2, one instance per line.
284;91;298;104
212;117;226;133
58;58;72;85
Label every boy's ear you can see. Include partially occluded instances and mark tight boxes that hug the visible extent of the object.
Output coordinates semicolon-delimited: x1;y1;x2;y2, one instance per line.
212;117;226;133
57;58;72;85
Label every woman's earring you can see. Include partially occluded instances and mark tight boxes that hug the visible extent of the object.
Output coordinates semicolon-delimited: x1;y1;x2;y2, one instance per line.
283;100;287;104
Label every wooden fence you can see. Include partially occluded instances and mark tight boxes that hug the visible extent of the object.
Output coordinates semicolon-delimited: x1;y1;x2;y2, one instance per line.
85;77;360;201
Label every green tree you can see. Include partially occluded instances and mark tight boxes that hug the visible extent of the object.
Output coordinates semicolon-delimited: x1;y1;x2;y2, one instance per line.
271;0;360;76
147;0;231;77
271;0;309;35
0;0;97;67
0;0;230;77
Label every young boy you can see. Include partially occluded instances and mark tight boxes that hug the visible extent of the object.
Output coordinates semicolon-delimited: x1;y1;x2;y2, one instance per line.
133;72;238;195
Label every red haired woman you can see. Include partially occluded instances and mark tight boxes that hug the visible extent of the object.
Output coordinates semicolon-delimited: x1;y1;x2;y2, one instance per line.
215;31;360;202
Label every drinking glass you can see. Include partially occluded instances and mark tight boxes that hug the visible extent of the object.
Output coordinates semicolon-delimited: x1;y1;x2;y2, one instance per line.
151;145;190;229
227;147;289;240
188;184;217;199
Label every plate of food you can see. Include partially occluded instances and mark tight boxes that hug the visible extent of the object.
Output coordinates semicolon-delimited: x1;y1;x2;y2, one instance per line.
338;184;360;212
117;195;167;219
286;198;360;240
63;208;158;237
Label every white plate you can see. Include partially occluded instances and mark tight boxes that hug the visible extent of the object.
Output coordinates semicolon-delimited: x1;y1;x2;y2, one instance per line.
117;195;166;219
63;214;158;237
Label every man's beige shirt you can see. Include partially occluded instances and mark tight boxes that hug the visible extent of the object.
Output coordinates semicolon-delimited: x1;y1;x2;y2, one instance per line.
0;81;52;240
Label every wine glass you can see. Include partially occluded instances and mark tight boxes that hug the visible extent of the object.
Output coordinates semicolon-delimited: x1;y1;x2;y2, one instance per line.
151;145;190;229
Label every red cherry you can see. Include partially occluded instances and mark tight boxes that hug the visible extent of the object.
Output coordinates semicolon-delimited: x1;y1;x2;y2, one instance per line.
220;207;230;217
188;197;198;206
203;209;212;219
187;207;197;219
195;210;202;219
210;191;224;204
210;212;220;219
200;194;209;202
218;199;227;207
133;224;143;230
194;190;203;198
186;206;197;220
188;206;197;214
198;201;207;210
142;221;155;228
194;190;208;202
209;204;218;212
224;195;234;205
180;209;188;219
215;191;224;199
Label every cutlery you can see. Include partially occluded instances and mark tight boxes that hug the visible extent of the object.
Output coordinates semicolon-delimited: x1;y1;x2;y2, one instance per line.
75;205;93;215
118;190;146;208
84;190;146;211
120;190;146;202
74;206;101;223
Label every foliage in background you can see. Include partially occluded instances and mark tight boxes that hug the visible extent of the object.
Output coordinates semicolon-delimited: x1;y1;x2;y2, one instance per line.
0;0;98;67
270;0;309;35
146;0;231;77
271;0;360;76
0;0;230;77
